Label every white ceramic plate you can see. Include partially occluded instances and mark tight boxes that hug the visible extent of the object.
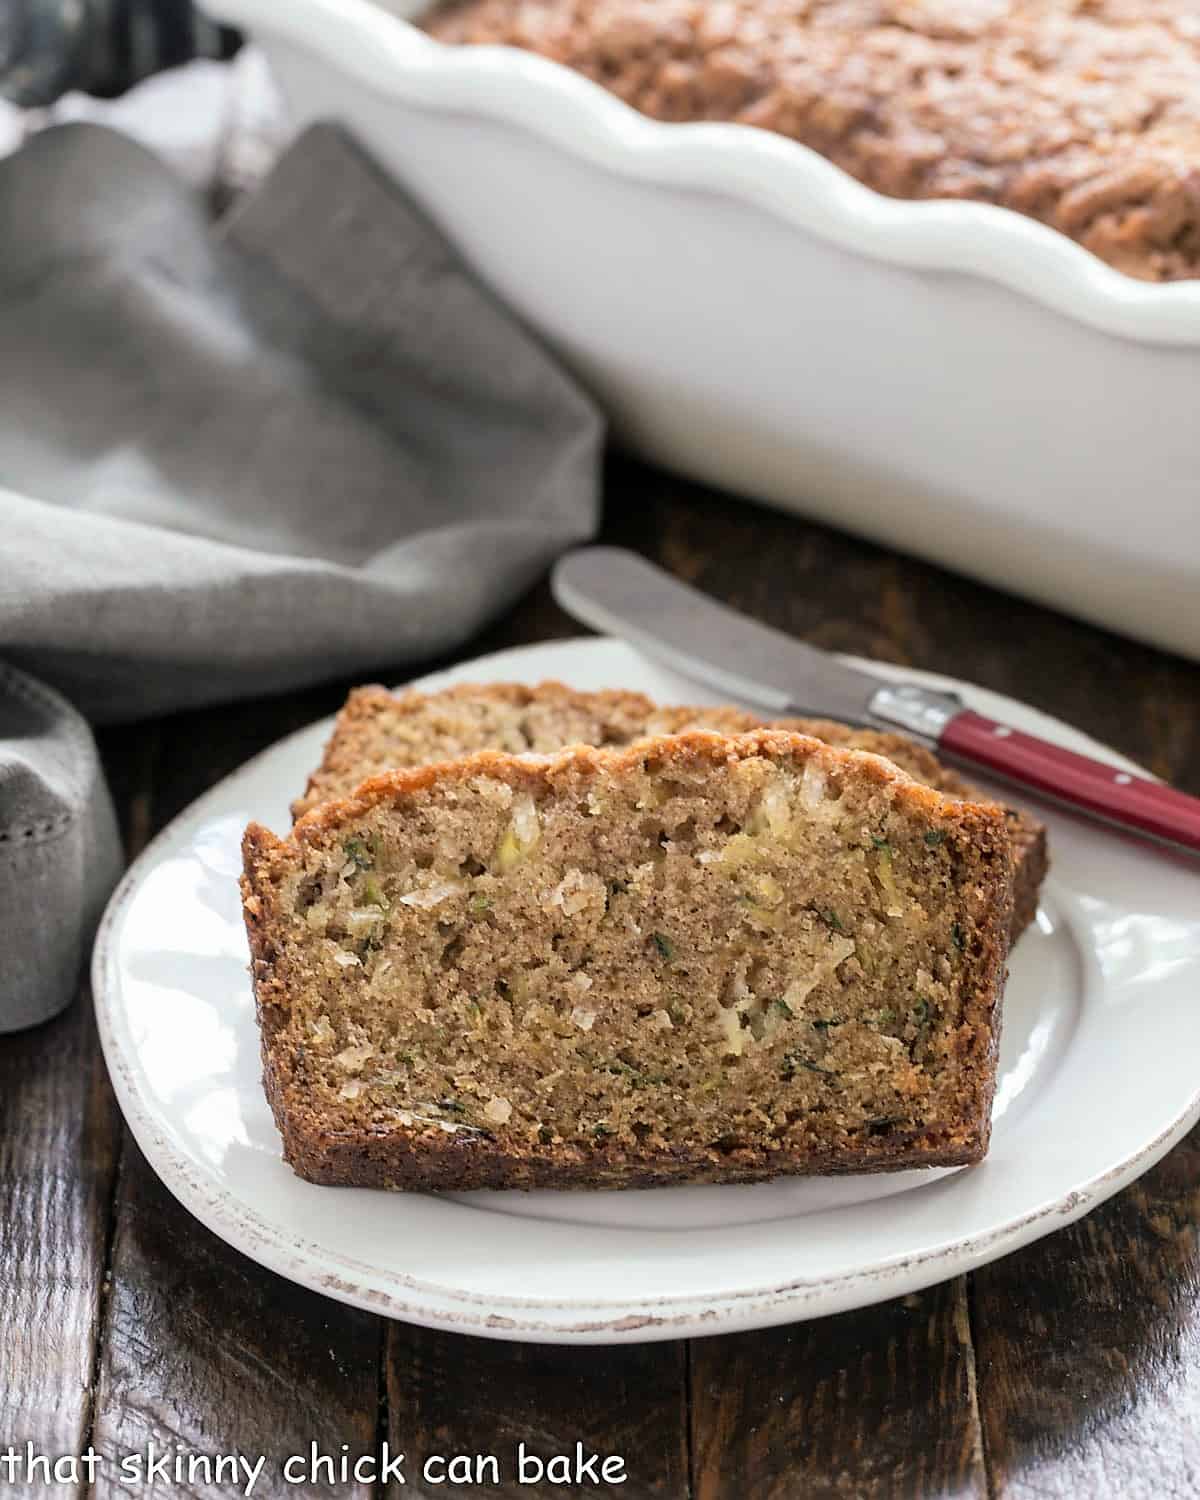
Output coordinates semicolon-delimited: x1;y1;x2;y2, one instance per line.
94;638;1200;1344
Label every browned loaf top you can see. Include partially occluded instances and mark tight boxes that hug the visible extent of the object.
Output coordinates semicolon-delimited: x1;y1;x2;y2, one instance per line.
293;680;1046;941
291;681;656;820
420;0;1200;282
243;731;1015;1192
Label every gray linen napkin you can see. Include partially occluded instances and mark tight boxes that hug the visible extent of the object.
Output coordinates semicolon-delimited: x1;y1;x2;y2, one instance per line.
0;664;122;1033
0;118;602;1028
0;119;601;721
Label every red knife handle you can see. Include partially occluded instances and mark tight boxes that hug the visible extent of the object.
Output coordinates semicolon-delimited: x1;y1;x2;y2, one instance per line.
939;709;1200;856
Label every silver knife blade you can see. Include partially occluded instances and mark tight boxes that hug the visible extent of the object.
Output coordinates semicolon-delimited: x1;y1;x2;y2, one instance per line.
552;550;1200;863
552;547;887;725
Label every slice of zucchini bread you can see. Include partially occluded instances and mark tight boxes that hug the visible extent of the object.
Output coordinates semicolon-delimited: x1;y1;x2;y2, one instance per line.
293;682;1047;941
655;707;1047;942
243;731;1014;1191
291;682;658;821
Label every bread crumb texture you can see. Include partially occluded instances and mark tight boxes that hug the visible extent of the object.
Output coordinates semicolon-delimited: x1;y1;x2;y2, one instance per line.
294;681;1046;942
421;0;1200;282
243;731;1015;1191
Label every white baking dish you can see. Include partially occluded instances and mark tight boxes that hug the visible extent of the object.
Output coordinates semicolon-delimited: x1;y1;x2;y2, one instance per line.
206;0;1200;660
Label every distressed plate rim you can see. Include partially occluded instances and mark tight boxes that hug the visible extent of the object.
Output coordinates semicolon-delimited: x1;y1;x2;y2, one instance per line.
93;637;1200;1343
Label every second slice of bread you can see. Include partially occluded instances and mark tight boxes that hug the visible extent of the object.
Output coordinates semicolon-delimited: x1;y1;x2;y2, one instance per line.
293;681;1047;941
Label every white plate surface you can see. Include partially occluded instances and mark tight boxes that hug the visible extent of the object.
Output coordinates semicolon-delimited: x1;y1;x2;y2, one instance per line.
94;638;1200;1343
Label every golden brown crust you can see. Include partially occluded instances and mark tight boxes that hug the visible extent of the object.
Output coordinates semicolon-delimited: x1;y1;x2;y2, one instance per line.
243;731;1013;1192
291;727;991;839
273;1117;989;1190
294;682;1047;942
292;680;659;821
652;707;1048;944
421;0;1200;282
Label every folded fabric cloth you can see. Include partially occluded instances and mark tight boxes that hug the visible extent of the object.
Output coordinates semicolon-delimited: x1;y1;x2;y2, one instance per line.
0;120;601;721
0;665;122;1032
0;116;602;1026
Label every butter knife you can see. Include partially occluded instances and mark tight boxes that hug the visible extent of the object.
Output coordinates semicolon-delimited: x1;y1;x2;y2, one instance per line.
552;547;1200;858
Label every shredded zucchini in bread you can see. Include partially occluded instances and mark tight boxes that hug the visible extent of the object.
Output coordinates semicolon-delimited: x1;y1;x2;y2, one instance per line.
243;731;1014;1191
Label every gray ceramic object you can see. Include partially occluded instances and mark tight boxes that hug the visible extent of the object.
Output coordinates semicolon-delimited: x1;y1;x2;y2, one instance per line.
0;661;122;1032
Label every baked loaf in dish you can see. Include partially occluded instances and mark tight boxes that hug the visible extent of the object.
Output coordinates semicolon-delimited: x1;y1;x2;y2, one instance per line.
293;681;1047;942
242;731;1014;1190
420;0;1200;282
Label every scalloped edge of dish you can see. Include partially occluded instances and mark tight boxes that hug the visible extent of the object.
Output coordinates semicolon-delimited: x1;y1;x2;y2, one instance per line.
204;0;1200;347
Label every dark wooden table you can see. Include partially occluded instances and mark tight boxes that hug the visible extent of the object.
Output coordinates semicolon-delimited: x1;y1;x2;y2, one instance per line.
3;454;1199;1498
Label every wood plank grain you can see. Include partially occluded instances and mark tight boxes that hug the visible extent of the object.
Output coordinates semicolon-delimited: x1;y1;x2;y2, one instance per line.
13;450;1195;1500
87;704;386;1498
383;1323;688;1499
595;457;1200;790
348;461;1199;1500
0;992;120;1470
974;1121;1200;1499
0;721;153;1477
689;1280;987;1500
89;1144;383;1499
610;467;1200;1500
74;682;694;1500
